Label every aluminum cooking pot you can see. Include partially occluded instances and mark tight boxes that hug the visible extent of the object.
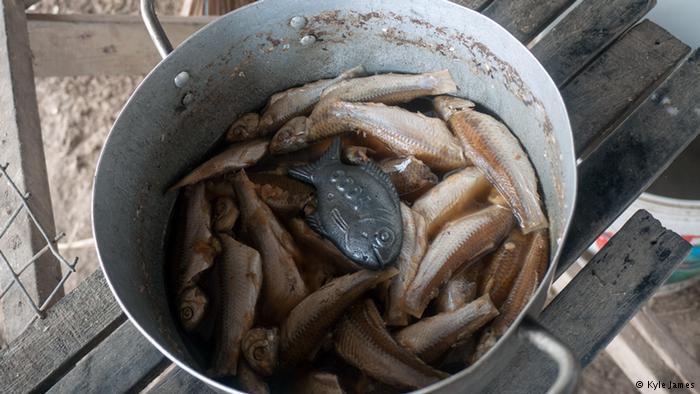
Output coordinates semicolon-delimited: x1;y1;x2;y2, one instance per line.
92;0;579;392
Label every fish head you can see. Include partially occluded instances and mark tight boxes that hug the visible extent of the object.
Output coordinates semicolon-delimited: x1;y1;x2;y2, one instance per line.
226;113;260;142
433;96;476;120
257;112;277;135
371;225;400;267
178;286;208;332
347;217;401;269
269;117;311;154
343;227;382;269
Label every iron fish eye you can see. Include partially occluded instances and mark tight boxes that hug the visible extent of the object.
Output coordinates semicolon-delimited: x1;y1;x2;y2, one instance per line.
375;227;395;246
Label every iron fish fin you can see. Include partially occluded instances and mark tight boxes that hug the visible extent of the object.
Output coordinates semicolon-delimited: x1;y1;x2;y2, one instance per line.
330;208;350;234
288;137;342;184
306;211;326;236
360;160;399;206
318;137;342;164
288;163;318;184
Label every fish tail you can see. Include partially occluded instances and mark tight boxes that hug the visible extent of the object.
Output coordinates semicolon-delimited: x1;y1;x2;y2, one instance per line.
429;70;458;95
517;194;548;234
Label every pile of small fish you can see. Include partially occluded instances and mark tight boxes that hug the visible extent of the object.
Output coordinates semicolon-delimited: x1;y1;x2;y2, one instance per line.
167;67;549;393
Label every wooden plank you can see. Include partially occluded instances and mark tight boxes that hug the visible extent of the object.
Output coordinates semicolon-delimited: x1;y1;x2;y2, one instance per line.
482;0;575;42
531;0;656;86
556;49;700;278
0;270;124;393
0;0;62;343
47;321;166;394
550;257;691;394
485;210;692;393
562;20;690;156
144;364;221;394
630;309;700;393
27;14;214;77
447;0;493;11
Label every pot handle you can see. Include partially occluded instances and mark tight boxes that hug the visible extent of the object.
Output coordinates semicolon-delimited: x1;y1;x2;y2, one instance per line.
518;317;580;394
140;0;173;59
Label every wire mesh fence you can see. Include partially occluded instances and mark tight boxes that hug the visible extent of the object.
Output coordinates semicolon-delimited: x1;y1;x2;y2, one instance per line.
0;163;77;334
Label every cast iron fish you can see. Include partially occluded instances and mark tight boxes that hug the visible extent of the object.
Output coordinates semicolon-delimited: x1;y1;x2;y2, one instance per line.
288;138;403;269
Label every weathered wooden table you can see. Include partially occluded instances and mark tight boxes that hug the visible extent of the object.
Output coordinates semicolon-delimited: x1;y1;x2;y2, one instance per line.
1;0;699;392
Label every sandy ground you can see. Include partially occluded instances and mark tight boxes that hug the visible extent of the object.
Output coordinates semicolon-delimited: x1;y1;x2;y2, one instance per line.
30;0;180;292
26;0;696;392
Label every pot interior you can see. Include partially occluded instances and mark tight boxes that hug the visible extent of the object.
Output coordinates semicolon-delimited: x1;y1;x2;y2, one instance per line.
93;0;576;391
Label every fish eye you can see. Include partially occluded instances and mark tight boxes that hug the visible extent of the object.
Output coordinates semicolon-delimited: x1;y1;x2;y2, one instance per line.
375;227;395;246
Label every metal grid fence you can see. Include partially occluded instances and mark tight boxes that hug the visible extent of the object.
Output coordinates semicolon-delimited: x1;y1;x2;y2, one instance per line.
0;163;77;331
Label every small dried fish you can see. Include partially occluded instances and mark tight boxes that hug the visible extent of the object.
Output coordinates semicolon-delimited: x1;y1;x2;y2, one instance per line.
242;327;280;376
227;112;261;142
234;170;308;324
412;166;491;239
210;234;262;377
432;95;475;121
205;179;235;199
280;268;397;367
238;359;271;394
258;66;365;136
174;184;217;294
287;217;360;274
473;230;549;361
334;299;448;389
479;230;529;308
249;173;315;218
277;101;466;171
378;156;438;199
178;286;208;332
385;204;428;326
292;371;345;394
404;205;514;318
269;116;312;154
213;197;239;232
436;96;547;233
169;139;269;191
395;294;498;363
434;263;479;314
320;69;457;105
172;184;218;331
249;172;315;198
